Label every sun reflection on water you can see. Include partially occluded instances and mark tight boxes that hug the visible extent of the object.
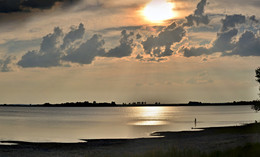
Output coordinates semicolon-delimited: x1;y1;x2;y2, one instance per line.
130;107;169;126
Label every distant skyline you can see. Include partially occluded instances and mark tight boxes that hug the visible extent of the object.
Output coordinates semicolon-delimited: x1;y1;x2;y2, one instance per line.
0;0;259;104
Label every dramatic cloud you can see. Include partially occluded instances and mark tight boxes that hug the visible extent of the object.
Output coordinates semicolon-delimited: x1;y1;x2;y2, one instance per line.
183;13;260;58
17;23;137;67
136;33;142;40
17;50;62;67
211;29;238;52
18;27;63;67
104;30;134;58
61;23;85;50
183;47;210;57
0;0;80;13
21;0;79;9
63;34;105;64
135;54;143;60
40;27;63;53
17;23;100;67
184;29;245;57
0;0;20;13
142;22;185;57
183;0;209;27
12;0;260;70
10;0;214;68
224;31;260;56
249;15;259;23
137;0;208;60
221;14;246;32
0;56;15;72
184;28;239;57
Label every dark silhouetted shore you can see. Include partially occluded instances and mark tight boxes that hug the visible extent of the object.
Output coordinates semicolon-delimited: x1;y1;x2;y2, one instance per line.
0;100;259;107
1;123;260;157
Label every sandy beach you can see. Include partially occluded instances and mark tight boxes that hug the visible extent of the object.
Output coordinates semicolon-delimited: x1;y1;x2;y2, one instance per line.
1;123;260;157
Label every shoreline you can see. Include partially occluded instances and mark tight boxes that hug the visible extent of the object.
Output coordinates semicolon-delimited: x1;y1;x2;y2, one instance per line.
0;104;255;107
1;123;260;157
1;100;258;107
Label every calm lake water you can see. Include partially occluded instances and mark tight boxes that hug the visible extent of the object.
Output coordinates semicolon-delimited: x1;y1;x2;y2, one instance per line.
0;106;259;142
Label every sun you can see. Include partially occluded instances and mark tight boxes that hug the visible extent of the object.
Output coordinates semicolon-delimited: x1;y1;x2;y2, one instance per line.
142;0;175;23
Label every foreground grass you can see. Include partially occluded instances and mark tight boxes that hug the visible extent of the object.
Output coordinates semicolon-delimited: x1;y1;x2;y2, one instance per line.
135;143;260;157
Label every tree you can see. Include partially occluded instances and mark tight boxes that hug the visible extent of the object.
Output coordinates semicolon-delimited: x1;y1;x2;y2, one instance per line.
256;67;260;96
252;67;260;111
256;67;260;85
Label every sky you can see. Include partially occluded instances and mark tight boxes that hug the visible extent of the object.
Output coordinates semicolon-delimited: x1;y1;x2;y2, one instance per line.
0;0;260;104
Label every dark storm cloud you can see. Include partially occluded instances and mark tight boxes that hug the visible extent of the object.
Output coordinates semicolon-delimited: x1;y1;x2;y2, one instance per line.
183;28;240;57
142;22;185;57
224;31;260;56
249;15;259;23
0;0;80;13
183;46;210;57
18;24;90;67
62;34;105;64
186;26;239;57
136;33;142;40
0;56;15;72
194;0;207;15
183;0;209;27
136;54;143;60
61;23;85;49
40;27;63;53
17;50;62;67
17;24;137;68
61;24;105;64
211;28;238;52
184;27;260;57
0;0;20;13
183;12;260;58
221;14;246;32
18;27;63;68
104;30;134;58
0;0;81;24
22;0;62;10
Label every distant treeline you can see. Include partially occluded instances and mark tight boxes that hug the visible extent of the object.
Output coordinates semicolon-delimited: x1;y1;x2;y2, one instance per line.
186;101;259;106
42;101;117;107
0;100;259;107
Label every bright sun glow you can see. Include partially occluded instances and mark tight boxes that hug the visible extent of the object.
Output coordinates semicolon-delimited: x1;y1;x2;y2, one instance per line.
143;0;175;23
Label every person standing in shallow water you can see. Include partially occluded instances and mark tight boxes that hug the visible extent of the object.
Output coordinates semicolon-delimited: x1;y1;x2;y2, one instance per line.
194;118;197;128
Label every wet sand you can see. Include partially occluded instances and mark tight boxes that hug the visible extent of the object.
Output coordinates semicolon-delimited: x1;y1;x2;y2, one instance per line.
1;123;260;157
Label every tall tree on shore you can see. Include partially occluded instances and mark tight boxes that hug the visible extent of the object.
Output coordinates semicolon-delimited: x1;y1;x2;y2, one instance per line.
256;68;260;98
256;67;260;87
252;67;260;111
